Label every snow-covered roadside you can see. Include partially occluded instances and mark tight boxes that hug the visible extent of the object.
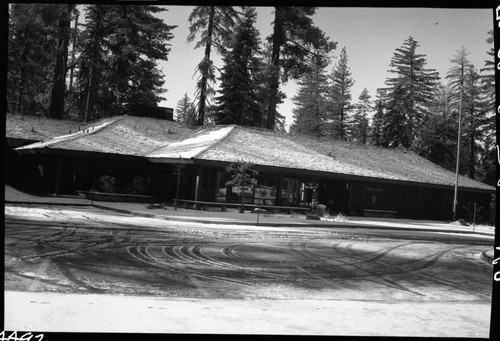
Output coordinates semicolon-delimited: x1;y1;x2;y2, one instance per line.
4;291;491;337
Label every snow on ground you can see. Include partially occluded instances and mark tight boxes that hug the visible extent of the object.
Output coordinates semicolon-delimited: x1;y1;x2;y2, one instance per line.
4;291;491;337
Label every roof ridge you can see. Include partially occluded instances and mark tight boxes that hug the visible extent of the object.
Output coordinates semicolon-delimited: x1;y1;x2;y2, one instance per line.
192;124;236;159
17;116;124;150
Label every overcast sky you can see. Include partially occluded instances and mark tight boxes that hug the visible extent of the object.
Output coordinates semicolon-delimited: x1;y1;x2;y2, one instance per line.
156;6;493;128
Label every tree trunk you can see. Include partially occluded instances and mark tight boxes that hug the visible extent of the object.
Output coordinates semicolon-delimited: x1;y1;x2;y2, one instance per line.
48;4;72;119
197;6;215;127
68;13;79;93
265;7;284;130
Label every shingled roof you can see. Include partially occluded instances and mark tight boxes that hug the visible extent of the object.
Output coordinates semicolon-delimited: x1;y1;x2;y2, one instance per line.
14;118;494;192
6;114;82;142
148;125;494;192
16;115;196;156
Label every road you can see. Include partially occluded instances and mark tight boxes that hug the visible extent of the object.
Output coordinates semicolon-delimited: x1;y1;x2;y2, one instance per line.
4;204;495;336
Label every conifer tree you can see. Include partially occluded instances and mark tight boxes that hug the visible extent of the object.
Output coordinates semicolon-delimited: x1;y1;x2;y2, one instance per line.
188;6;239;126
417;83;457;171
382;36;439;148
76;4;109;122
381;81;413;148
349;88;371;144
370;89;385;147
289;48;330;137
215;7;264;127
48;4;74;119
8;4;63;116
265;7;336;130
76;4;176;121
328;47;354;140
460;64;488;179
477;30;496;186
175;93;197;126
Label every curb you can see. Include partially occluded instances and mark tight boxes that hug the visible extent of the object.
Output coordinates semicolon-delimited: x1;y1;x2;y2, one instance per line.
93;204;495;236
5;200;495;237
5;200;92;207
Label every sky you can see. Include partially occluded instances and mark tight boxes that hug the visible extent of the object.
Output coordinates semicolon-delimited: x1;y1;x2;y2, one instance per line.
155;6;494;129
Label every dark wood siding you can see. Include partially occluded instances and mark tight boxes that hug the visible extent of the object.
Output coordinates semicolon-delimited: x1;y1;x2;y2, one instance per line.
349;180;463;221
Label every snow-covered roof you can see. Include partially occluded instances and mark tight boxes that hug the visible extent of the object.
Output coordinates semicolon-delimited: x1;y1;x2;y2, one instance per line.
15;115;196;156
13;117;495;192
147;125;234;160
191;125;494;192
6;114;83;142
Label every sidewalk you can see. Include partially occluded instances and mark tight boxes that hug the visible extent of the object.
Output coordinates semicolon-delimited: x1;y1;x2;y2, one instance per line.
5;185;495;237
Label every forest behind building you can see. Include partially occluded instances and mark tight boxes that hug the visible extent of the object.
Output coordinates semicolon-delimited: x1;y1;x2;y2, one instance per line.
6;4;496;188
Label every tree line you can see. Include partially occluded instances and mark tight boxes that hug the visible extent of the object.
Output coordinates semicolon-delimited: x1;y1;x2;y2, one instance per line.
8;4;175;122
7;5;496;186
288;34;495;186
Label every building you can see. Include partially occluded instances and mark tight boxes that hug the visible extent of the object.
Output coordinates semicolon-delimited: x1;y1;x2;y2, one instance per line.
8;114;495;222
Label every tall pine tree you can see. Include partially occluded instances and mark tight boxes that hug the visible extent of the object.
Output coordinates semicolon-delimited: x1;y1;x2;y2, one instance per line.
215;7;264;127
477;30;496;186
382;36;439;148
48;4;74;119
328;47;354;140
370;88;386;146
75;4;176;121
417;83;457;171
8;4;63;116
188;6;239;126
460;64;488;179
265;7;336;130
289;52;330;137
349;88;371;144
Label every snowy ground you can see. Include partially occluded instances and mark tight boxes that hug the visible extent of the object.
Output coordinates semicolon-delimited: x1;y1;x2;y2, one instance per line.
3;186;495;337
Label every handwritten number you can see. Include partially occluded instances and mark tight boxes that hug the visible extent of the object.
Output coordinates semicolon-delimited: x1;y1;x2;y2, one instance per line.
19;333;33;341
0;332;43;341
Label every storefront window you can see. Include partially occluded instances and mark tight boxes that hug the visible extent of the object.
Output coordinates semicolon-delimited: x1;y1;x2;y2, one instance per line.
299;182;318;207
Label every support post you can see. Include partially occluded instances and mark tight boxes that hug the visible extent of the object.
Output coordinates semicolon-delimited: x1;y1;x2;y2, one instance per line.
473;202;476;232
194;175;200;210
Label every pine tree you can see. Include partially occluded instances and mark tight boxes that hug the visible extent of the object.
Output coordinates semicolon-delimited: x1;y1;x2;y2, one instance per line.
8;4;62;116
215;7;264;127
75;4;176;121
265;7;336;130
381;81;413;148
188;6;239;126
175;93;197;126
328;46;354;140
383;36;439;148
477;30;496;186
417;83;457;171
48;4;74;119
370;89;386;146
289;47;330;137
349;88;371;144
105;5;176;115
75;4;109;122
460;64;488;179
